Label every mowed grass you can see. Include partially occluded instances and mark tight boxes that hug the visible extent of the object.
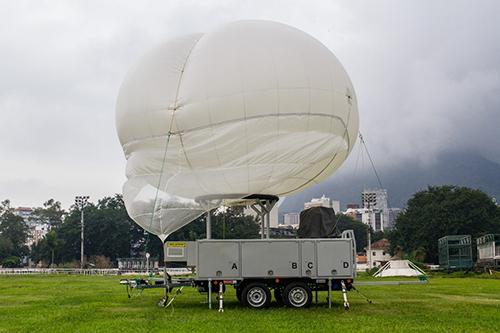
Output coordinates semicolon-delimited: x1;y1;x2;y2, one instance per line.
0;274;499;333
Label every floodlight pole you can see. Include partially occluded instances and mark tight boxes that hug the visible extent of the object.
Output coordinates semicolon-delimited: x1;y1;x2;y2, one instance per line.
367;229;372;269
80;208;84;269
75;196;89;270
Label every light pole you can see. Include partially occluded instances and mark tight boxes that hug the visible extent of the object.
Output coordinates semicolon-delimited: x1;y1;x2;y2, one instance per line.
75;196;90;269
145;252;150;275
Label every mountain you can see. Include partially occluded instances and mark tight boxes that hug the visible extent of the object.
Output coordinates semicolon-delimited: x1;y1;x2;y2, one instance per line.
279;151;500;217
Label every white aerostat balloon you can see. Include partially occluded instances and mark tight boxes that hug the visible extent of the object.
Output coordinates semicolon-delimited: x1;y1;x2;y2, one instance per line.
116;21;359;241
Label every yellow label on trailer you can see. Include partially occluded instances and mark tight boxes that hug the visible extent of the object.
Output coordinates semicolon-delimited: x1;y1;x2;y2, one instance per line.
167;242;186;248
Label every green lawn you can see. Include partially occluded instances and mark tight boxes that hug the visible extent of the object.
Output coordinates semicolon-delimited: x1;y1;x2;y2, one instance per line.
0;274;499;333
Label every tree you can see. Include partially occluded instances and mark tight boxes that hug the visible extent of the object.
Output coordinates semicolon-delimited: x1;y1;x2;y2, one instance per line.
371;231;387;243
336;214;369;252
211;207;260;239
33;199;65;227
60;194;144;263
45;230;63;267
166;207;261;241
31;194;158;265
0;236;14;259
0;202;29;262
389;186;500;263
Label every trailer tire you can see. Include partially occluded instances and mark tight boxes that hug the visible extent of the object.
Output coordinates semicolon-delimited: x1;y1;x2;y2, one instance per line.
242;283;271;309
283;282;312;308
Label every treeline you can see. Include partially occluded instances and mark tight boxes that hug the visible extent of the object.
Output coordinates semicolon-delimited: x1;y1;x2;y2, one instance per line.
388;186;500;263
0;195;266;267
0;194;370;268
3;185;497;267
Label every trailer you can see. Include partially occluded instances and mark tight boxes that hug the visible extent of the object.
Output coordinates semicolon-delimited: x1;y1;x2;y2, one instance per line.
121;230;356;310
120;196;357;310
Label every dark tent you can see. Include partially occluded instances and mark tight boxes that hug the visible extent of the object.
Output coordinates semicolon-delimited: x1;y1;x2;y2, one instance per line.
298;206;337;238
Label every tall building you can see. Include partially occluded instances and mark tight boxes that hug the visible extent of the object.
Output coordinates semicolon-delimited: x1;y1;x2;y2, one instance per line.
14;206;49;248
387;208;402;229
343;189;400;232
26;223;50;248
361;189;402;231
345;207;385;232
304;195;340;213
362;189;388;210
14;207;34;220
283;212;300;227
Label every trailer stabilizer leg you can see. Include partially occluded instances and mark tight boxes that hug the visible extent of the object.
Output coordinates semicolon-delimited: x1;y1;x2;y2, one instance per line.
327;279;332;309
218;282;224;313
208;279;212;309
341;280;349;310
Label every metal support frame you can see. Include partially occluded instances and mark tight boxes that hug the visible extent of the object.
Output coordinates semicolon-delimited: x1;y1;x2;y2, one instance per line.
327;278;332;309
208;279;212;309
250;199;277;239
164;266;168;298
218;282;224;312
80;209;84;269
206;210;212;239
75;195;89;269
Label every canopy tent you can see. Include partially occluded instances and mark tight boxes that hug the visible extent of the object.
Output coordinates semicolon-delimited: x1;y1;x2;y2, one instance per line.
373;260;426;277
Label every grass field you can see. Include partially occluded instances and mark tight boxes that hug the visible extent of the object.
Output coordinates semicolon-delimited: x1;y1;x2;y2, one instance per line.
0;274;499;333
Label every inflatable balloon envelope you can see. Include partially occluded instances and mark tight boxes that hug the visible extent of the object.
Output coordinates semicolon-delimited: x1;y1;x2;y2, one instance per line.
116;20;359;241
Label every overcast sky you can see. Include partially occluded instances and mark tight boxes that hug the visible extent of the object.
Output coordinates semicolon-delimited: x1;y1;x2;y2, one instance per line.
1;0;499;209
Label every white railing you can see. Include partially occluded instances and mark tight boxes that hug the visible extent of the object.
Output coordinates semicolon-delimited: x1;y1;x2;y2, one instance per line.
0;268;119;275
0;267;192;276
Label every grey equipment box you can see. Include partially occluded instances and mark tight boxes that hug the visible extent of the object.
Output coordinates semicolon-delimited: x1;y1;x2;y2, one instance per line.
164;241;196;265
193;238;356;280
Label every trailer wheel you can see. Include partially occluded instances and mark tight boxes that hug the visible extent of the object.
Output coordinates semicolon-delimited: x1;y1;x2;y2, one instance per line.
274;288;284;306
283;282;312;308
242;283;271;309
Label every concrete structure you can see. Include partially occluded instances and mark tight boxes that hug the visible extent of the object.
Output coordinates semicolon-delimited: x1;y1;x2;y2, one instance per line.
304;195;340;213
366;238;392;268
283;212;300;227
